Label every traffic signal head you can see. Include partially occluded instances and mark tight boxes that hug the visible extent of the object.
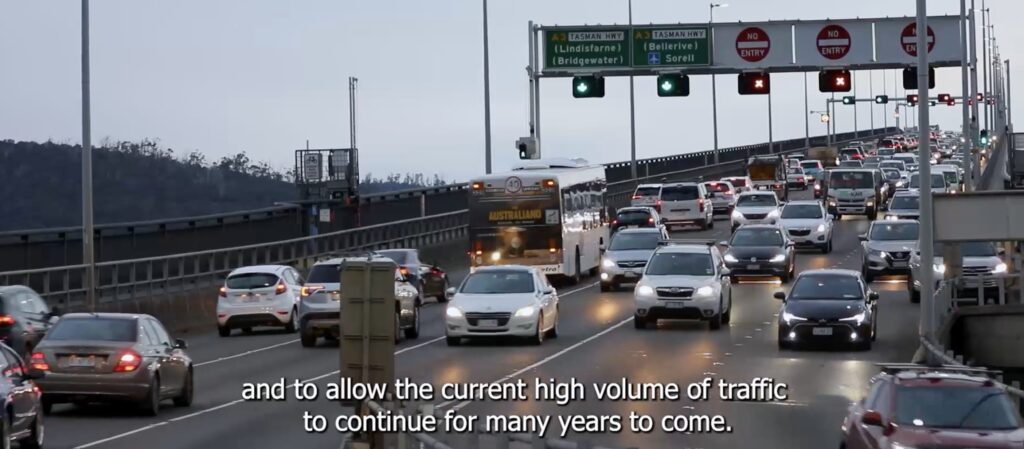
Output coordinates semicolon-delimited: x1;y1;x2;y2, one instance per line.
842;96;855;105
572;76;605;98
874;95;889;104
980;129;989;145
656;74;690;97
738;72;770;95
818;70;852;93
947;99;956;106
977;92;985;101
906;94;919;105
516;136;538;159
929;100;937;107
902;67;935;90
937;93;951;103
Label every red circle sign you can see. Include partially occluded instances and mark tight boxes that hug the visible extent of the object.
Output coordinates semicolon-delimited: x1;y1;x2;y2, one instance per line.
736;27;771;63
816;24;851;60
901;23;935;57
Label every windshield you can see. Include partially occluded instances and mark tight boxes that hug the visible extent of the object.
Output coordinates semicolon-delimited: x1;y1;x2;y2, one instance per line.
869;222;920;241
460;271;535;294
894;386;1021;430
939;171;959;184
609;232;662;251
800;161;821;170
829;172;874;189
634;187;660;197
731;228;784;246
880;161;905;171
661;185;700;201
645;252;714;276
307;264;340;284
616;210;653;225
890;196;920;210
781;204;822;219
878;149;895;156
934;242;998;257
788;275;863;300
787;167;804;175
736;194;777;207
910;174;946;188
377;250;411;264
47;318;138;342
226;273;280;289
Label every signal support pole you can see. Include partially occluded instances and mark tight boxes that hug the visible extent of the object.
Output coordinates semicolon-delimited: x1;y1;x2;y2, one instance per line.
81;0;96;312
482;0;492;174
628;0;638;180
915;0;937;357
960;0;972;191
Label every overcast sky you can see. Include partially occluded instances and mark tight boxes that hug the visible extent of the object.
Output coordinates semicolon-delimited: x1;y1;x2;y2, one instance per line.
1;0;1019;182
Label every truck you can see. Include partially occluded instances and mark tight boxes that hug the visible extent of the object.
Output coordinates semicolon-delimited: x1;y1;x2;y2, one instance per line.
746;155;789;201
1008;132;1024;189
806;146;839;168
822;168;884;220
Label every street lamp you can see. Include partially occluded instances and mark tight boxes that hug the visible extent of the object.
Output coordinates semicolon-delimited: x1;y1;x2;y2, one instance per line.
709;2;728;163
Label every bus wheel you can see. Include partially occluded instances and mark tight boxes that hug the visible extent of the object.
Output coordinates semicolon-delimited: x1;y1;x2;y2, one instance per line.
571;250;582;284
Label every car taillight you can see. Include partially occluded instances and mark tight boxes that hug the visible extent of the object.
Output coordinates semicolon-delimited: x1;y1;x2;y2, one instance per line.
698;198;705;213
218;286;227;298
275;280;287;295
655;200;662;212
301;285;325;297
0;315;15;326
29;352;49;371
814;183;821;190
631;194;641;200
648;217;655;224
113;350;142;373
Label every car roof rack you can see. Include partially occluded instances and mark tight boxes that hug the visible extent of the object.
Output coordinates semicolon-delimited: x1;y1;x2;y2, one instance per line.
876;363;1003;378
658;239;716;247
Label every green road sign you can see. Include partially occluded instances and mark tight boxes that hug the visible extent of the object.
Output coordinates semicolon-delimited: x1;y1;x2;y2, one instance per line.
632;26;710;67
544;28;630;70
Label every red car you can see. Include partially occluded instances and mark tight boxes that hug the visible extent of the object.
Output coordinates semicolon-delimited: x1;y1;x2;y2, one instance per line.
842;364;1024;449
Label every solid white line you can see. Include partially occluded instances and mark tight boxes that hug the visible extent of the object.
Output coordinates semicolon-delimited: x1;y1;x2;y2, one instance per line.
73;282;598;448
194;339;300;367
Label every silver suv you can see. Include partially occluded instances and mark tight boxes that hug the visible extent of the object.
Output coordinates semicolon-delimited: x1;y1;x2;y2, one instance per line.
908;242;1009;303
633;241;732;330
600;227;669;291
860;220;919;283
298;256;421;347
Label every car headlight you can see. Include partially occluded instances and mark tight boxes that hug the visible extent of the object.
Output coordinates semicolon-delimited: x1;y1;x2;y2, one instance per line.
770;254;786;263
781;312;806;324
885;214;898;220
768;209;781;219
816;223;826;233
724;254;738;263
446;307;463;318
491;251;501;262
514;305;537;317
839;311;866;326
602;258;616;268
695;285;714;297
732;210;743;219
866;200;875;207
993;262;1008;274
896;180;905;187
637;285;656;296
933;263;946;274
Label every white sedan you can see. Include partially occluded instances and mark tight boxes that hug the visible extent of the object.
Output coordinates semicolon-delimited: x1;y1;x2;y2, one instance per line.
444;265;559;346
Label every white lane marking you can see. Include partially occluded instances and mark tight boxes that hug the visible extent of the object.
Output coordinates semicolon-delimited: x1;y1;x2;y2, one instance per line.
194;339;300;367
437;316;632;411
74;281;598;448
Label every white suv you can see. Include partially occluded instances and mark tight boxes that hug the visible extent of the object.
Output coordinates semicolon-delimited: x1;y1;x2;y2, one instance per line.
217;265;303;337
731;191;781;232
631;184;662;209
658;182;713;230
633;241;732;330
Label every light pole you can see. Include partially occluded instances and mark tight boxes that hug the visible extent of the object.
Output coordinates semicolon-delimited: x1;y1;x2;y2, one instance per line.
710;3;727;163
959;0;972;190
482;0;492;174
81;0;96;311
628;0;638;180
915;0;936;353
804;72;810;148
982;3;989;132
869;70;875;133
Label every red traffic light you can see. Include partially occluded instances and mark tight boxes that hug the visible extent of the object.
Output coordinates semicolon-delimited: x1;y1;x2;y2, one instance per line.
977;92;985;101
947;99;956;106
818;70;852;93
937;93;951;103
906;94;919;105
738;72;770;95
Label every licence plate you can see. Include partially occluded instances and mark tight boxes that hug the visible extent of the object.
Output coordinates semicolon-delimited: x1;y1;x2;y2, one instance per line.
812;327;833;336
747;264;760;270
624;272;638;279
68;355;96;367
892;261;908;268
241;294;261;303
478;319;498;327
666;302;685;309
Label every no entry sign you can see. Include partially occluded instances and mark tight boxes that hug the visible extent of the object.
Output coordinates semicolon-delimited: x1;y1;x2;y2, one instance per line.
816;24;851;60
736;27;770;63
901;23;935;57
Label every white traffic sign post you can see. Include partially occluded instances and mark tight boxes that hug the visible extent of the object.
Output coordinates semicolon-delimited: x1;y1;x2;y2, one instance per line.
736;27;770;63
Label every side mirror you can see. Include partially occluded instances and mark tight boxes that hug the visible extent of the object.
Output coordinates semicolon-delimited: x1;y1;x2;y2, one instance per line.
445;287;457;300
858;234;868;241
773;291;786;301
869;291;880;302
861;410;884;427
720;268;731;276
599;244;606;253
48;306;62;318
718;241;729;247
543;287;555;295
998;247;1006;256
173;339;188;349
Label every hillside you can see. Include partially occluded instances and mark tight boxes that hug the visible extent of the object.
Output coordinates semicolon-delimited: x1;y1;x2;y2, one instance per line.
0;139;445;231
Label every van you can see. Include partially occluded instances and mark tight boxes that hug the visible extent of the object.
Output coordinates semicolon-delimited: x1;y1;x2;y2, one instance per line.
658;183;713;230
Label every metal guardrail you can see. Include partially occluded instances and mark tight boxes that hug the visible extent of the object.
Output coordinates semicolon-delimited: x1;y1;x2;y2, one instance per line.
0;211;466;311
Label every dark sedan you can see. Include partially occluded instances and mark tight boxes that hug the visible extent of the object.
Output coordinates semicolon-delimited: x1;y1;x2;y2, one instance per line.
0;286;59;357
720;225;795;282
0;341;44;448
776;269;878;350
377;249;450;303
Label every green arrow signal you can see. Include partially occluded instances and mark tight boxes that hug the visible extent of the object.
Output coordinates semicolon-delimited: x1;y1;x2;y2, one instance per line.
660;81;674;92
576;82;589;93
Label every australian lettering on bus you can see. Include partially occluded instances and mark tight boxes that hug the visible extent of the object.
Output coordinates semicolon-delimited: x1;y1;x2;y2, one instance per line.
489;209;543;222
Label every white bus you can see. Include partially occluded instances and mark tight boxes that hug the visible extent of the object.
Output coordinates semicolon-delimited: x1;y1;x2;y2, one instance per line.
467;158;608;282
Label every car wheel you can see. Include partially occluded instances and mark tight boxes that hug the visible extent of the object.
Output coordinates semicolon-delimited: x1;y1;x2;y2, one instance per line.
699;218;709;231
217;325;231;337
858;339;873;351
41;398;53;416
708;312;723;331
0;416;10;449
445;335;461;346
531;314;545;345
141;376;161;416
173;368;194;407
547;308;559;339
871;320;878;342
394;313;402;344
404;307;420;339
708;217;715;229
600;283;611;292
284;309;297;333
300;325;317;348
436;278;450;302
19;409;43;449
909;280;921;303
633;315;647;329
722;302;732;325
571;251;582;285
